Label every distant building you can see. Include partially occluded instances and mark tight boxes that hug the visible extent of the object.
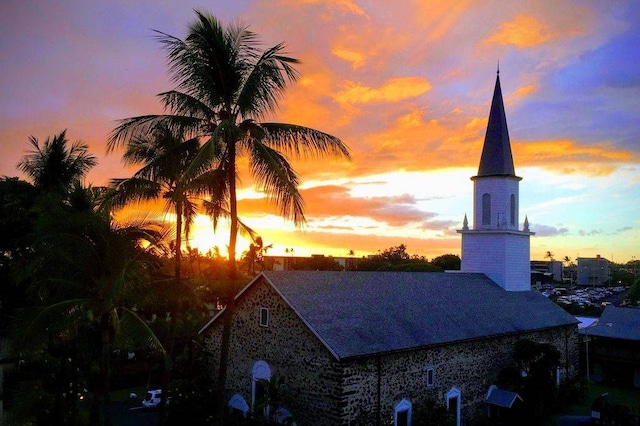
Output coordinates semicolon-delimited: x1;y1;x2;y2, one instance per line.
200;71;580;425
263;254;365;271
577;255;611;286
580;306;640;387
530;260;563;284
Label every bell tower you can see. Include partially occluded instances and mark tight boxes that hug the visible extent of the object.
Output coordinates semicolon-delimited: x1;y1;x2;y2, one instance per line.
458;70;534;291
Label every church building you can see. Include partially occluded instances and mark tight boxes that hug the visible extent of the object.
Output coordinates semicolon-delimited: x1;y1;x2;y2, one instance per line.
199;72;580;425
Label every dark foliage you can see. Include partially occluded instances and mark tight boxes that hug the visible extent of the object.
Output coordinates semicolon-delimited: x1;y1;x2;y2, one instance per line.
357;244;441;272
430;254;461;271
290;256;343;271
497;339;564;425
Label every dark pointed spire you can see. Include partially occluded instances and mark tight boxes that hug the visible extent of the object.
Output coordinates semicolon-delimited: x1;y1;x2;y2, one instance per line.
476;71;516;177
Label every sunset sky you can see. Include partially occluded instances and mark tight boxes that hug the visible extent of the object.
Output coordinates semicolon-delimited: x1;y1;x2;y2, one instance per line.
1;0;639;263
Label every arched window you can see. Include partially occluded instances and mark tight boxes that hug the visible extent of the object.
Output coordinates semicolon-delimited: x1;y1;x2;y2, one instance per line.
482;193;491;226
228;394;249;418
446;387;461;426
394;399;412;426
252;361;272;416
510;194;516;226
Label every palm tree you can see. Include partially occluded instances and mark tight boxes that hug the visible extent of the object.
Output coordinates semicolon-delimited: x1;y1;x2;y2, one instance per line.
17;130;97;195
106;124;206;284
107;11;350;418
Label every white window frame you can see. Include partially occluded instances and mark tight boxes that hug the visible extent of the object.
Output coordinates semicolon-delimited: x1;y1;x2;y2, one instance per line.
394;398;412;426
252;361;272;417
446;387;461;426
259;307;269;327
425;366;435;387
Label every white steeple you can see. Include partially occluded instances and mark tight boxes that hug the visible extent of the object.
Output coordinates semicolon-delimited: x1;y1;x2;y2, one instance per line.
458;71;534;291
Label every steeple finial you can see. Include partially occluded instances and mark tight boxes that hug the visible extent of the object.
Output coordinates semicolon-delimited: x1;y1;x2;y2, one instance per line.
462;214;469;230
523;215;530;232
497;60;500;75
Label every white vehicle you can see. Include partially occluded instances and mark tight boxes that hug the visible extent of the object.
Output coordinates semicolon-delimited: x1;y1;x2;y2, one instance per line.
142;389;163;408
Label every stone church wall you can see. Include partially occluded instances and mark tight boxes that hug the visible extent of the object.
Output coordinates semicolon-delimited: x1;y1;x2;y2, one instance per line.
337;325;579;424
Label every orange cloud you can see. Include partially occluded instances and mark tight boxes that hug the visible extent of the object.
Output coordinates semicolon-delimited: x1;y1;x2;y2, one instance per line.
411;0;472;42
331;45;367;69
513;84;536;98
513;139;637;175
237;184;434;228
283;0;368;18
484;14;554;48
349;109;482;176
334;77;432;104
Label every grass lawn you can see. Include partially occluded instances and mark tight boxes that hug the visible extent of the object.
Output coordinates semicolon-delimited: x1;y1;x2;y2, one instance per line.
549;381;640;424
111;385;149;403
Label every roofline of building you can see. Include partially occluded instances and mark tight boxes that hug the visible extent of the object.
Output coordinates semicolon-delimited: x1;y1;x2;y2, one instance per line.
338;322;578;362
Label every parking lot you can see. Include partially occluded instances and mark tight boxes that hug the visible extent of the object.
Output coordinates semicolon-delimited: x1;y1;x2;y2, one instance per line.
542;285;627;308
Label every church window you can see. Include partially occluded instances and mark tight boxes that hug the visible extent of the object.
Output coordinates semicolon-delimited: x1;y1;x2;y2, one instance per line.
259;307;269;327
252;361;272;417
228;394;249;418
510;194;516;226
482;193;491;226
425;367;435;387
394;399;412;426
447;387;461;426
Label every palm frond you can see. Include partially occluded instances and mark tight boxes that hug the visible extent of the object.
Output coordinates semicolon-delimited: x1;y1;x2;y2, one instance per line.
181;197;198;239
11;299;91;354
158;90;214;121
248;141;305;225
237;42;300;119
115;307;167;357
200;199;258;242
107;177;162;209
184;120;236;179
258;123;351;160
107;114;203;152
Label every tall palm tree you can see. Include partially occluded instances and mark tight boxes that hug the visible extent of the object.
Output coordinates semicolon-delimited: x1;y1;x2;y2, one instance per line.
107;10;350;420
17;130;97;195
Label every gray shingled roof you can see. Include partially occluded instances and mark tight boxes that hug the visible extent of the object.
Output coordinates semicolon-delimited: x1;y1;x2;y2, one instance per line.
579;305;640;341
477;73;517;177
258;271;577;359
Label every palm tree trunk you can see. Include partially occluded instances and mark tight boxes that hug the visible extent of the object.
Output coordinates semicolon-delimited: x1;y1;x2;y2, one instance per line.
175;199;183;283
101;312;112;425
215;143;238;425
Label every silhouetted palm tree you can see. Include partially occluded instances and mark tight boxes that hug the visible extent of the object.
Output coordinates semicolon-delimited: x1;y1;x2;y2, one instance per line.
17;130;96;194
107;124;206;284
107;11;350;421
